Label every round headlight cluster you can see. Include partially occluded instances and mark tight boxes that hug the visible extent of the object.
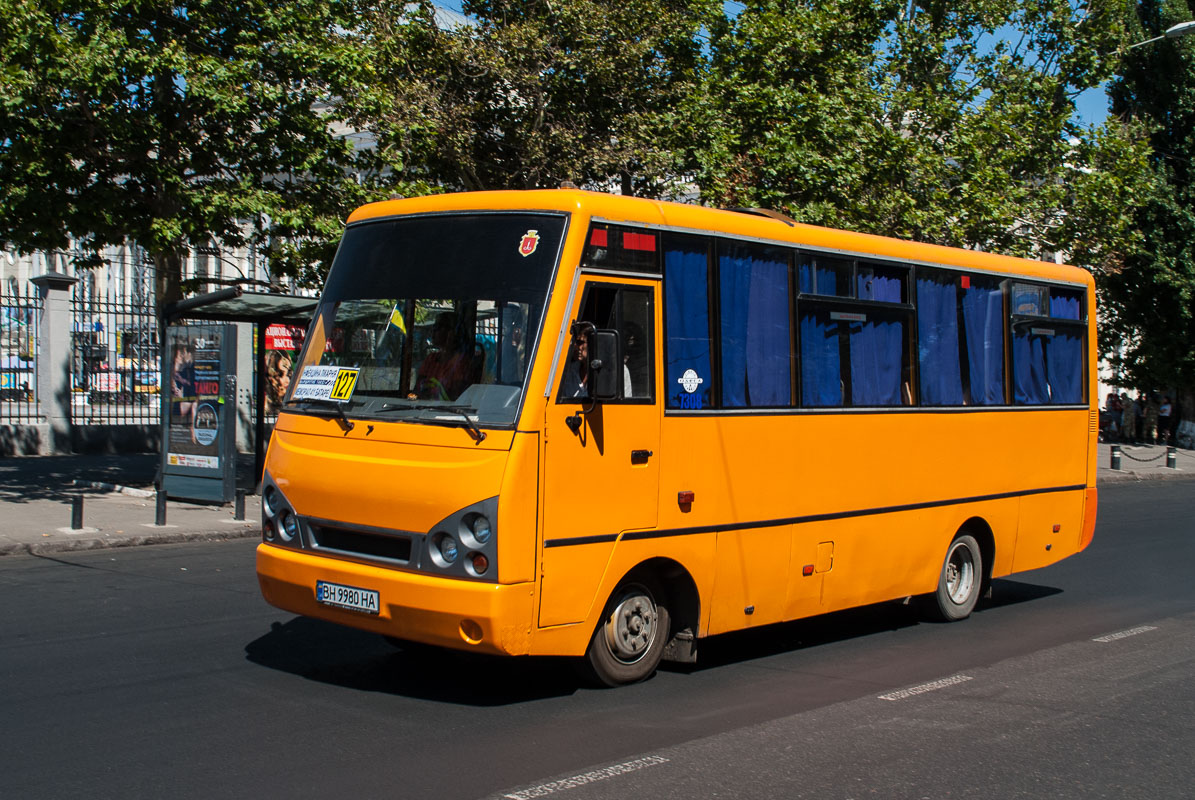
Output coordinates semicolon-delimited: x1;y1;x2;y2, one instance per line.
426;507;495;578
261;481;300;547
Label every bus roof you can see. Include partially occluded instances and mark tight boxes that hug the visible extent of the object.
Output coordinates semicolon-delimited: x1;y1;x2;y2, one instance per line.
346;189;1093;289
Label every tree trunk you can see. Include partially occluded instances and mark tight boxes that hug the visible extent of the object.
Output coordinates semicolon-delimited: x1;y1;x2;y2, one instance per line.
153;250;185;318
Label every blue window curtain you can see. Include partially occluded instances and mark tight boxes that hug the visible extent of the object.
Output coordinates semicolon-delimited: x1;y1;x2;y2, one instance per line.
1046;330;1083;404
1050;291;1081;320
1046;292;1083;404
1013;330;1050;404
917;275;963;405
664;240;713;409
720;244;791;407
798;258;845;296
800;310;841;406
849;274;903;406
961;283;1005;405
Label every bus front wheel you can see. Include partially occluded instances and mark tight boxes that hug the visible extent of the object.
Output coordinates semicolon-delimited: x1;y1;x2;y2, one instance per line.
931;534;982;621
583;581;669;687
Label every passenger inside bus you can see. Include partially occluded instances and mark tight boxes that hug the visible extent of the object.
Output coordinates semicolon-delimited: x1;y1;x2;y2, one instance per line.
416;312;473;400
558;328;590;399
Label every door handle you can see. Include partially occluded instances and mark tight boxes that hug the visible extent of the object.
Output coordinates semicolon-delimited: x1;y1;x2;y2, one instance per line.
631;449;653;464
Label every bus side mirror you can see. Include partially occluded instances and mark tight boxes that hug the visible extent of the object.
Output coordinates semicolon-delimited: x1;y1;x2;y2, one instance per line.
588;329;620;401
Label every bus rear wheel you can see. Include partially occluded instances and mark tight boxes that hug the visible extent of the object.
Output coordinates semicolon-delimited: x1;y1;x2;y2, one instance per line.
930;534;982;621
583;581;669;687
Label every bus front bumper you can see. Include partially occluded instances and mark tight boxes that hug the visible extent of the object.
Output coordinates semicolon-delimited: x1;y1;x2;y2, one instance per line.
256;543;535;656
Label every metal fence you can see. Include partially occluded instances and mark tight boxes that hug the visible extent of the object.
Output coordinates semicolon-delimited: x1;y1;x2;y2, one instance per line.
70;285;161;425
0;283;41;424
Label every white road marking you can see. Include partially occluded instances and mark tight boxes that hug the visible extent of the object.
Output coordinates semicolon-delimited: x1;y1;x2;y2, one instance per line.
878;674;973;701
503;755;669;799
1093;625;1158;643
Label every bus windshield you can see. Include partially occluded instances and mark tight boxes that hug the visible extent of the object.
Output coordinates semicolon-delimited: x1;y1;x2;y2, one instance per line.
287;212;566;427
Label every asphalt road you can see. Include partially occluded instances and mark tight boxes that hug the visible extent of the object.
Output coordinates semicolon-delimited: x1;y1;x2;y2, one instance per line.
1;481;1192;800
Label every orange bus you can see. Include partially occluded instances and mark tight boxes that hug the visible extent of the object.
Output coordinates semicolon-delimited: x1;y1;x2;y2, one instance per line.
256;189;1098;686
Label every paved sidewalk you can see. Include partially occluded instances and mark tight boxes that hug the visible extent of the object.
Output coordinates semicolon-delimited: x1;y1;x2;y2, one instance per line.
0;453;259;557
1095;441;1195;483
0;443;1189;557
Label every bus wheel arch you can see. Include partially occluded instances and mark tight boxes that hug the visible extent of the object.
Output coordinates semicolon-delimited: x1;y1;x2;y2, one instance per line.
926;519;992;622
581;558;699;687
959;517;996;600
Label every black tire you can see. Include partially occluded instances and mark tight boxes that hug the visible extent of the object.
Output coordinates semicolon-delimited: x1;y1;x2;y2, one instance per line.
930;534;982;621
582;580;669;687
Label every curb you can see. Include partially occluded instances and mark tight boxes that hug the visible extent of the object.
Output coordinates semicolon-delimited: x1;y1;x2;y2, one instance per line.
1098;469;1194;483
0;525;260;557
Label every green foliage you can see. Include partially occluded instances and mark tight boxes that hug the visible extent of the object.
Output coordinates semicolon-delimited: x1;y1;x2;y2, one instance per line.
0;0;386;301
0;0;1160;342
696;0;1150;266
1107;0;1195;392
358;0;720;196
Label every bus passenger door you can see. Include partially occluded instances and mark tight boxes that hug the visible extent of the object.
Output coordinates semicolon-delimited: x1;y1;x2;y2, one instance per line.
540;278;661;627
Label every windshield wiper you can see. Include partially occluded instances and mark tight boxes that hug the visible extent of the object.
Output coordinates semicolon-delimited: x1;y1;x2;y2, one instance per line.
290;398;355;433
379;402;486;443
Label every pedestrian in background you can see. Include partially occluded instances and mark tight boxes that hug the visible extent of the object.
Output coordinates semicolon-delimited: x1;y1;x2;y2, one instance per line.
1144;393;1160;444
1104;392;1122;440
1135;392;1147;443
1159;395;1173;445
1121;392;1137;444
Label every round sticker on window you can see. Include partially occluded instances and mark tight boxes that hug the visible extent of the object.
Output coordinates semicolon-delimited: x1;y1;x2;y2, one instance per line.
678;369;704;394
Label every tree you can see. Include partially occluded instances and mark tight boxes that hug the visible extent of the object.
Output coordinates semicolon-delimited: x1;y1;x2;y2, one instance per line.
358;0;719;196
0;0;379;306
1108;0;1195;409
693;0;1150;267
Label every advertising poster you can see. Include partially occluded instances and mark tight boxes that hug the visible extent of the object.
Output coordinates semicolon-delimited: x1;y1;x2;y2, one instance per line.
166;328;223;470
265;323;304;415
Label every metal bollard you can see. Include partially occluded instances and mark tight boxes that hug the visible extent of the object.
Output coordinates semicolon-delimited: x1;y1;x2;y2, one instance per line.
1167;446;1177;469
155;490;167;526
1110;444;1121;470
71;494;84;530
234;489;246;521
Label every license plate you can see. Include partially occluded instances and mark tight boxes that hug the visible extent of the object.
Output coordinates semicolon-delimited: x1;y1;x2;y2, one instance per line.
315;580;380;615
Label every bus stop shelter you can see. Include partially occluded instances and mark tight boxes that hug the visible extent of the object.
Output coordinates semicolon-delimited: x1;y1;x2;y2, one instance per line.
164;287;318;491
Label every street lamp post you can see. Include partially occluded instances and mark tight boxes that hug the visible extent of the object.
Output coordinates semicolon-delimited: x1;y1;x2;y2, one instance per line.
1129;21;1195;49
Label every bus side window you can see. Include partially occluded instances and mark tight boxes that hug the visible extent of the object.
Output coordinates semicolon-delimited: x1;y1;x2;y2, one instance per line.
556;284;654;403
618;289;653;401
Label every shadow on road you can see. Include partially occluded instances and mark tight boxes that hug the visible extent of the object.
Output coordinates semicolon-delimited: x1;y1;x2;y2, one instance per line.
246;578;1064;702
244;616;584;706
668;577;1063;674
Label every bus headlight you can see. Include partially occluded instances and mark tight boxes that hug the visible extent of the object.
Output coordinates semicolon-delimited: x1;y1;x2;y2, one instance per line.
466;514;492;546
431;532;459;567
279;511;300;542
263;486;280;517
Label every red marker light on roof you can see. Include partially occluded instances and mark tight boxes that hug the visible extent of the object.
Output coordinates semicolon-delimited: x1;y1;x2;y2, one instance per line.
590;228;608;247
623;231;656;252
961;276;971;289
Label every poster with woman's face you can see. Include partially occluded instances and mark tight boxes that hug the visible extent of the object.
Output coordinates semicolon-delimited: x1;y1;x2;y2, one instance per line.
165;328;223;469
265;324;302;415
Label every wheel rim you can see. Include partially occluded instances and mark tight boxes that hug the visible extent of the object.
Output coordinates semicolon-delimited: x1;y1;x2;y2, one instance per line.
945;541;976;605
604;585;658;664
